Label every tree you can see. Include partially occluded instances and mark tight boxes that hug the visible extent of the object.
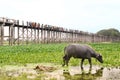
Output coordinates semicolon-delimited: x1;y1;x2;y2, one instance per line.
97;28;120;37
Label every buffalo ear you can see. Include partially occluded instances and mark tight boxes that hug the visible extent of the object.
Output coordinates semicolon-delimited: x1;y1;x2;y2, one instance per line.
96;54;99;58
96;54;100;58
97;54;102;58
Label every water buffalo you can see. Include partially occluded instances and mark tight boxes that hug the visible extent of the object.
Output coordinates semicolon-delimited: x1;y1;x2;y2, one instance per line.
62;44;103;70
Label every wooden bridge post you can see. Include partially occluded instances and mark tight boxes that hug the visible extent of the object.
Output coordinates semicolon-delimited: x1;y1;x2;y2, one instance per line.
71;32;73;43
55;31;57;43
73;32;75;43
77;33;79;43
31;26;33;43
51;30;53;43
58;31;60;43
61;32;63;43
0;24;1;45
0;23;4;45
59;31;61;43
85;33;89;42
53;31;55;43
55;31;59;43
9;24;15;46
64;32;66;43
75;33;77;43
68;32;71;43
26;22;29;44
55;31;58;43
69;32;71;43
41;24;44;43
69;33;71;42
49;30;51;43
22;21;24;44
17;20;20;45
47;30;50;43
34;28;36;44
59;32;61;43
66;32;69;43
78;33;80;42
74;33;76;43
93;34;96;42
91;34;94;43
44;30;46;43
80;33;83;43
37;28;40;44
41;24;43;43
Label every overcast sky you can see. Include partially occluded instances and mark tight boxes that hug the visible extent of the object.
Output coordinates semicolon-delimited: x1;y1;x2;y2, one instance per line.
0;0;120;33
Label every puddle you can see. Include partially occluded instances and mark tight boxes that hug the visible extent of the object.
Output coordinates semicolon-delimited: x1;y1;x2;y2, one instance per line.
0;64;120;80
43;65;120;80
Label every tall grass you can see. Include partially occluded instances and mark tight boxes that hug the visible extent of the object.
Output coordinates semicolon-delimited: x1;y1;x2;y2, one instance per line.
0;43;120;67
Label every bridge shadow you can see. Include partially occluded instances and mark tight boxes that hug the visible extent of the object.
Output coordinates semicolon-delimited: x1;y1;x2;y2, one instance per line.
63;67;103;80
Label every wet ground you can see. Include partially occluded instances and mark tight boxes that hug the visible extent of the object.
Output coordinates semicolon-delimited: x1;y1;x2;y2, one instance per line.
0;64;120;80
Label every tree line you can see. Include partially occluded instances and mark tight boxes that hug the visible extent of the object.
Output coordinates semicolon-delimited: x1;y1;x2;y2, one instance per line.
97;28;120;38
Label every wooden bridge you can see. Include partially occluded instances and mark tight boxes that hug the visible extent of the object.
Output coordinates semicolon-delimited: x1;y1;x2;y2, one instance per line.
0;17;119;45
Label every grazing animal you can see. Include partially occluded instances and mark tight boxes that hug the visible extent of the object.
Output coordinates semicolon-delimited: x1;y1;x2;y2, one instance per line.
62;44;103;70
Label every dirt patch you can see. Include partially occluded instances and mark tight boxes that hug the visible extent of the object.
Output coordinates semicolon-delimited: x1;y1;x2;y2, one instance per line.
34;65;57;72
0;63;59;79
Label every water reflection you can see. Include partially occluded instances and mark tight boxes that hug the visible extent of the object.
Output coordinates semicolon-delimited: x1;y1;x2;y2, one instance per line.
103;67;120;80
63;67;103;80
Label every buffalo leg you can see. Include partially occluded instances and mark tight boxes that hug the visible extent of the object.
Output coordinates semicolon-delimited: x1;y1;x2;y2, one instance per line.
62;59;65;66
62;55;70;66
62;55;67;66
62;59;70;66
88;58;92;69
66;58;70;66
81;58;85;70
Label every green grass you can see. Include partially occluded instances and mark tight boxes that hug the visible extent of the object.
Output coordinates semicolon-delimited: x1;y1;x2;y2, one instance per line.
0;43;66;66
90;43;120;67
0;43;120;67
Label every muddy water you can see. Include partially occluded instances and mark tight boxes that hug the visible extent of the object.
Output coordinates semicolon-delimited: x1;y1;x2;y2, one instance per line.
0;64;120;80
44;65;120;80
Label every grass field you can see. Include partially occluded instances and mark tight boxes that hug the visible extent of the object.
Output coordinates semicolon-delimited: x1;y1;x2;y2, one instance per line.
0;43;120;67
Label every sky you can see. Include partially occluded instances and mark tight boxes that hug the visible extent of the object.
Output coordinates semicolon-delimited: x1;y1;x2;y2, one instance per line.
0;0;120;33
